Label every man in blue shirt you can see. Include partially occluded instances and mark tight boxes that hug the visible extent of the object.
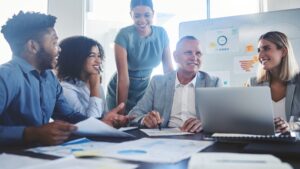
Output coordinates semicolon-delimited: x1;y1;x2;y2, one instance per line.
0;11;130;146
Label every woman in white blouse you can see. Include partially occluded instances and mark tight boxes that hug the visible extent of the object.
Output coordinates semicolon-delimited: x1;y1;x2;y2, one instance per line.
56;36;107;118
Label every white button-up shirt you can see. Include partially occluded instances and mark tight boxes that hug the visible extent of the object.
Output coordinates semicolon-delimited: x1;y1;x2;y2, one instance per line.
168;74;197;127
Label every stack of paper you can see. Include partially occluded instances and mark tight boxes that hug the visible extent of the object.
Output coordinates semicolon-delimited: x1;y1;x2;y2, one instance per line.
188;153;293;169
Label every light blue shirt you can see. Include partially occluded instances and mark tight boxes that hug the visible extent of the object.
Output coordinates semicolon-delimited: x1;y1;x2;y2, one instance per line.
0;56;87;145
115;25;169;71
61;80;107;118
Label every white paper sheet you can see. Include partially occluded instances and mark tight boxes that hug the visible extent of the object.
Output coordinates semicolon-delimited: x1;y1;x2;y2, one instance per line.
140;128;194;136
20;156;138;169
0;153;49;169
119;126;138;132
27;138;116;157
74;117;134;137
188;153;293;169
98;138;213;163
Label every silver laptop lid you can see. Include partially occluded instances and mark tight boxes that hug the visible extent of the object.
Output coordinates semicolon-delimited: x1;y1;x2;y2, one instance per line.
196;87;275;135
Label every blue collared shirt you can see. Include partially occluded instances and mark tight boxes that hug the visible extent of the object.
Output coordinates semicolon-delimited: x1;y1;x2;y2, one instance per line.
0;56;87;145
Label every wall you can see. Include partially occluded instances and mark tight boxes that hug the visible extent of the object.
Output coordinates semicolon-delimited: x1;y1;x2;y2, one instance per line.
267;0;300;11
179;8;300;86
85;20;127;88
47;0;86;40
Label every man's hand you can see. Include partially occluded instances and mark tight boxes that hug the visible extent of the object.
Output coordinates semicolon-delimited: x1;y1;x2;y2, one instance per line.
24;120;77;145
143;111;163;128
102;103;134;128
274;117;290;133
180;118;202;133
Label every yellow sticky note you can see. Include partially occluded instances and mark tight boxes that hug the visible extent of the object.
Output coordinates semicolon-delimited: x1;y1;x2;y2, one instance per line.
209;42;216;48
73;150;101;158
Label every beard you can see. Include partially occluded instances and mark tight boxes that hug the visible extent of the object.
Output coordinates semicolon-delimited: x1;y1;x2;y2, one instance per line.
36;47;55;71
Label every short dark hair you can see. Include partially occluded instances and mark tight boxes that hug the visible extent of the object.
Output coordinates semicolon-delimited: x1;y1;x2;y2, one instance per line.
56;36;104;82
130;0;153;11
176;36;198;50
1;11;57;56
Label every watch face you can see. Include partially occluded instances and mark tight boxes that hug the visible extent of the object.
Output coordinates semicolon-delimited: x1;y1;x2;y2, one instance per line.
217;35;227;46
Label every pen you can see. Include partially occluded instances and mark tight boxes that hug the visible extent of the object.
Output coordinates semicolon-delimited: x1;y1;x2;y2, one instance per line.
158;123;162;130
154;110;162;130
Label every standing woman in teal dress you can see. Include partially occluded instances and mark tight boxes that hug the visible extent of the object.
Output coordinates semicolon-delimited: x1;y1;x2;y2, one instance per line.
106;0;174;114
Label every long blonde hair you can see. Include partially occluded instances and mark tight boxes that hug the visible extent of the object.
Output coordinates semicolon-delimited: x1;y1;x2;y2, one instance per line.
256;31;299;83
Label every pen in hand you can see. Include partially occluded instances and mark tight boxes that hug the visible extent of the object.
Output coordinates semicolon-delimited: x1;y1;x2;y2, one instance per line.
153;110;162;131
158;123;162;130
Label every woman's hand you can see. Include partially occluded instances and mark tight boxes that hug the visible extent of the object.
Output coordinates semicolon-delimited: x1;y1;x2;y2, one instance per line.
274;117;290;133
89;74;101;97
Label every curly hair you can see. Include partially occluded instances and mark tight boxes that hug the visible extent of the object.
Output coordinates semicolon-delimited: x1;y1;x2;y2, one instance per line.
1;11;57;56
56;36;105;82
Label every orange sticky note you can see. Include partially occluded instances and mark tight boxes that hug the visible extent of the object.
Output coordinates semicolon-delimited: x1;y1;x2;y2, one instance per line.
246;44;254;52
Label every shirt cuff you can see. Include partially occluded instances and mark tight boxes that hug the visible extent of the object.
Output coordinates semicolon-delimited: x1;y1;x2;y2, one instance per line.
0;126;25;145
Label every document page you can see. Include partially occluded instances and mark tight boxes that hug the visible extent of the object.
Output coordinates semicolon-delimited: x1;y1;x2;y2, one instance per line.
99;138;213;163
21;156;138;169
0;153;49;169
27;138;116;157
140;128;194;136
74;117;134;137
188;153;293;169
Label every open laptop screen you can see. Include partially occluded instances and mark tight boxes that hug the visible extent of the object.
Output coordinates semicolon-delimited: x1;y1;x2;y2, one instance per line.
196;87;275;135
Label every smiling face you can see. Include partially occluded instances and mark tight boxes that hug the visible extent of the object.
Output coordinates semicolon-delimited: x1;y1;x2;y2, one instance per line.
36;28;60;71
174;39;202;75
130;5;153;35
83;45;101;76
258;39;286;73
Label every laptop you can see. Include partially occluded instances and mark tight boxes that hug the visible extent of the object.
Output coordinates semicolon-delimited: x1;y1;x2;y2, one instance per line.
196;87;276;135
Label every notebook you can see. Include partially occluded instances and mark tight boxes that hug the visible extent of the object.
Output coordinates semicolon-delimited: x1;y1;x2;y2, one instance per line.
196;87;296;142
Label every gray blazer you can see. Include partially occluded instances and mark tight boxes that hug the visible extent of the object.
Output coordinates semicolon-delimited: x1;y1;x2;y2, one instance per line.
129;71;222;127
248;74;300;119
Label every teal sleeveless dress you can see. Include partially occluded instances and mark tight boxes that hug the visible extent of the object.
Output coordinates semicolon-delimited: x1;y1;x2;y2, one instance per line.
106;25;169;114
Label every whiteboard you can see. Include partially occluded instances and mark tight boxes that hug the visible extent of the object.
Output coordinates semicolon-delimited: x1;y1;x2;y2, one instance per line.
179;8;300;86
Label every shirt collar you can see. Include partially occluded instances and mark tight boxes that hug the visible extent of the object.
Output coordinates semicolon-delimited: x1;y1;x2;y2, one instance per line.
12;56;51;80
175;72;197;88
12;56;36;74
